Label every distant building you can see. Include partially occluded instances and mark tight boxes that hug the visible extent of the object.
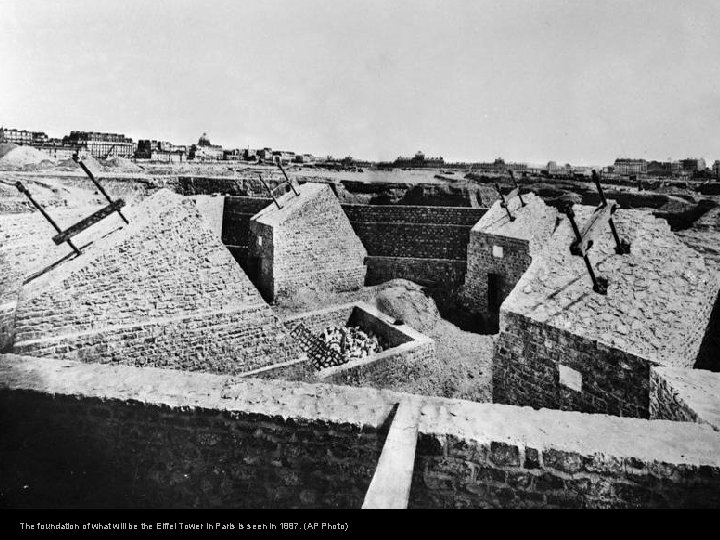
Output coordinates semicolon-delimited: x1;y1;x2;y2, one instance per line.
256;147;273;161
272;150;296;165
188;132;223;161
613;158;647;176
63;131;135;159
646;160;680;177
544;161;573;178
136;140;186;162
394;150;444;168
0;127;49;145
679;158;706;173
713;160;720;179
223;148;243;161
471;157;526;174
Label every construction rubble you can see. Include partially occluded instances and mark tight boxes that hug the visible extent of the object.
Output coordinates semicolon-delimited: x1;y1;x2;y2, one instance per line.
319;325;383;364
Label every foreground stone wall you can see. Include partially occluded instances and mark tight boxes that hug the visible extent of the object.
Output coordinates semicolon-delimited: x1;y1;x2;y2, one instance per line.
409;400;720;509
0;354;392;509
2;354;720;509
493;311;651;418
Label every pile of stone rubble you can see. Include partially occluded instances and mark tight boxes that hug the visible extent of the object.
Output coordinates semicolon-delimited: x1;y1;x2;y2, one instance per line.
319;325;383;364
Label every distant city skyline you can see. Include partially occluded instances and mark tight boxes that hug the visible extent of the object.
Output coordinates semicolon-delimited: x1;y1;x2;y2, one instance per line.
1;0;718;166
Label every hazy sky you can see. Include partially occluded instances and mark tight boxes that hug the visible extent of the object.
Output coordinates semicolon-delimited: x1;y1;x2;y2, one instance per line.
1;0;718;164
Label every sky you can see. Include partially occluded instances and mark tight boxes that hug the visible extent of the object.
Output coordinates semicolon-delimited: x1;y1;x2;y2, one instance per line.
1;0;718;165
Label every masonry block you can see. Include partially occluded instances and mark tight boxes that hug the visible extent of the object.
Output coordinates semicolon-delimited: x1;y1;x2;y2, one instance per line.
249;183;367;304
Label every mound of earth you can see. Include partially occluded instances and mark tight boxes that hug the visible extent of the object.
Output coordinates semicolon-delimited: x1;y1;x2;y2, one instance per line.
373;279;441;332
372;278;494;402
55;158;81;170
0;146;56;169
103;157;143;172
0;143;19;159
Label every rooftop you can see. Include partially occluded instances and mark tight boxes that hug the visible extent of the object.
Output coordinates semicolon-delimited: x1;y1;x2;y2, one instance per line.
252;181;329;227
472;192;557;252
503;206;719;367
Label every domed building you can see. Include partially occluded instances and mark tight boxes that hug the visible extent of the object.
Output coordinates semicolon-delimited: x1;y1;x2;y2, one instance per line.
189;132;223;161
197;132;212;147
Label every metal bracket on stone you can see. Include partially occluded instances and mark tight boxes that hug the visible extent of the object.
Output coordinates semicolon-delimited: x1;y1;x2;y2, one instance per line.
73;152;129;225
563;205;608;295
256;172;283;209
592;170;630;255
14;181;82;257
563;170;631;295
276;162;300;196
494;183;516;222
508;170;526;207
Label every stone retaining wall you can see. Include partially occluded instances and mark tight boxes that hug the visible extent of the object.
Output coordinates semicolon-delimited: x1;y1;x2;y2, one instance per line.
2;354;720;509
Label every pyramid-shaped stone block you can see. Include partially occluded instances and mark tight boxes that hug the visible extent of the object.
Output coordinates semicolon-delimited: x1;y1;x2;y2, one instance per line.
249;182;367;303
13;189;301;374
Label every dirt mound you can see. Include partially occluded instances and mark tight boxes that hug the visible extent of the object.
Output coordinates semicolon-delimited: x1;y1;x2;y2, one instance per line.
55;158;81;170
103;157;143;172
0;146;56;169
373;279;441;332
0;143;19;159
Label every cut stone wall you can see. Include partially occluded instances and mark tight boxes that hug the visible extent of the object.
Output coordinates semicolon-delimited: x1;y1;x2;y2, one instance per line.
494;311;651;418
249;183;367;304
344;204;485;287
0;354;391;509
12;190;300;374
409;399;720;509
3;354;720;509
365;256;467;288
464;235;531;314
341;205;485;227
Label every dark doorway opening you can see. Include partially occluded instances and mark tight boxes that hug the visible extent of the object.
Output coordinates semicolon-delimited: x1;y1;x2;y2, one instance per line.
488;273;504;313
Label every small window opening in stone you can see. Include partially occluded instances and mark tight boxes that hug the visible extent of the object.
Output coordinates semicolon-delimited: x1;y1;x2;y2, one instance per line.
492;245;504;258
559;365;582;392
257;236;263;246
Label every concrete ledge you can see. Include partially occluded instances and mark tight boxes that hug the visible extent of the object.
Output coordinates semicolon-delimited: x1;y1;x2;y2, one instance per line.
0;353;396;429
363;398;422;509
651;366;720;431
